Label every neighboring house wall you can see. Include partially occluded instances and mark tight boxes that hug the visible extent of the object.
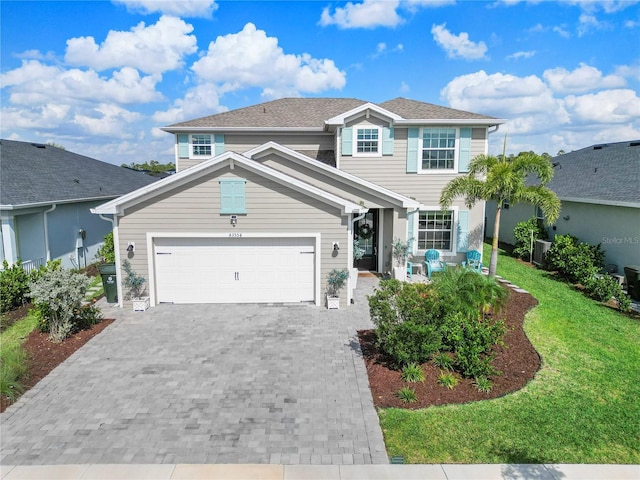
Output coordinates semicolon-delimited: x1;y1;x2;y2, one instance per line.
485;201;538;246
15;212;46;266
116;166;350;306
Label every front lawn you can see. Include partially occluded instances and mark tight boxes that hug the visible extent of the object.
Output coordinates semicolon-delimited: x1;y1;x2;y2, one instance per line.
378;243;640;464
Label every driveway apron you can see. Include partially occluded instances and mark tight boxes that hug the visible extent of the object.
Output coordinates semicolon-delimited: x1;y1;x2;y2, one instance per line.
0;277;388;465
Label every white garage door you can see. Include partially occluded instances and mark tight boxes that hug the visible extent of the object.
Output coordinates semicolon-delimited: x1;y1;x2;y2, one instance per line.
154;237;315;304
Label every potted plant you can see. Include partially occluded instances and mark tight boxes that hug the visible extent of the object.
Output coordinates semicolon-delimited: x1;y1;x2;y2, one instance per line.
326;268;349;309
392;237;411;281
122;260;149;311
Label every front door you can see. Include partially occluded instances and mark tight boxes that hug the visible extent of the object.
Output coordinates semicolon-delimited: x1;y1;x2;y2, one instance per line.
354;210;378;271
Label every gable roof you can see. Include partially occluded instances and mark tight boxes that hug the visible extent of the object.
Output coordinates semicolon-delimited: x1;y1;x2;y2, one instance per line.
547;140;640;207
162;97;504;132
0;139;160;210
93;150;367;217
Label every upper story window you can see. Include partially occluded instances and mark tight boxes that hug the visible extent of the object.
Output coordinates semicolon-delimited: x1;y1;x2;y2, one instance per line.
192;135;212;156
356;128;380;154
418;210;453;251
422;128;456;170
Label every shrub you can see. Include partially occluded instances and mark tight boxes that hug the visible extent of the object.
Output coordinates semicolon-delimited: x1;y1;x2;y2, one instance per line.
474;376;493;393
397;386;418;403
122;260;146;299
0;260;31;313
432;352;455;370
71;304;103;333
442;312;506;378
29;269;90;342
437;371;459;389
401;363;425;383
545;234;605;284
584;275;631;312
382;321;442;368
96;231;115;263
513;217;548;261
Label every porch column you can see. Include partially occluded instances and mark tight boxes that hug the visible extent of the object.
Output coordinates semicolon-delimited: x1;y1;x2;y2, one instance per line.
1;216;18;265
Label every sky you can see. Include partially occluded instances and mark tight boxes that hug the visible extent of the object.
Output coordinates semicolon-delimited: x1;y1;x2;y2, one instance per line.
1;0;639;166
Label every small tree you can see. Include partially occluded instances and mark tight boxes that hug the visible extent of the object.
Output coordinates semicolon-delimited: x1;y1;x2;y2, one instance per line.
326;269;349;297
122;260;146;299
392;238;411;267
29;269;90;342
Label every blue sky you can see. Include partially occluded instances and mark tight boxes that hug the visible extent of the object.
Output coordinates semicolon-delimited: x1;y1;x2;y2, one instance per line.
1;0;639;165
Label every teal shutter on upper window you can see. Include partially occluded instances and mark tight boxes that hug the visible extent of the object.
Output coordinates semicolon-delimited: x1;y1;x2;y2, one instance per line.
382;127;394;155
407;210;416;253
219;179;246;214
341;127;353;156
177;134;189;158
458;128;472;172
214;134;225;156
406;128;419;173
457;210;470;252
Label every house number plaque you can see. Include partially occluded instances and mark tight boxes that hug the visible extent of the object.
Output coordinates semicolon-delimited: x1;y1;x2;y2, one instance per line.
228;233;242;237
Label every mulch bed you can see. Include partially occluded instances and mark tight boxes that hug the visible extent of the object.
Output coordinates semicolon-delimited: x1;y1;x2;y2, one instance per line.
0;318;114;413
358;288;541;409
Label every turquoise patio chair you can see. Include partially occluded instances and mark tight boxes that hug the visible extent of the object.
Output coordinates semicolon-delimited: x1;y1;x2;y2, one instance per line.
424;249;446;278
462;249;483;273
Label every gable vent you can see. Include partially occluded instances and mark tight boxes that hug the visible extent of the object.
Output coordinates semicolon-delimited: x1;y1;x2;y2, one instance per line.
31;143;46;148
630;141;640;147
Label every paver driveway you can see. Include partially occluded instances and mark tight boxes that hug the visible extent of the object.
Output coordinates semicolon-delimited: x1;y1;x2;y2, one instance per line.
0;277;387;465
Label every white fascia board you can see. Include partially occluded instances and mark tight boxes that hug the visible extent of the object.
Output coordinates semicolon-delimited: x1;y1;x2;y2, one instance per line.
325;103;402;126
2;196;118;211
246;142;421;210
394;118;507;126
161;126;324;133
559;197;640;209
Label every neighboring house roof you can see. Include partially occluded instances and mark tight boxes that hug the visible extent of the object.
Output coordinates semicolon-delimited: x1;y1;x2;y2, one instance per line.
93;149;368;217
163;97;504;131
547;140;640;208
0;140;160;209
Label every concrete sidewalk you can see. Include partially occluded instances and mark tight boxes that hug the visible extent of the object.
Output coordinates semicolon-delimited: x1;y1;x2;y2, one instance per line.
1;463;638;479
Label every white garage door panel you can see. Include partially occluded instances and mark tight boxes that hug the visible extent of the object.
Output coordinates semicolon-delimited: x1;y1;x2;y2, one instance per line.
154;237;315;304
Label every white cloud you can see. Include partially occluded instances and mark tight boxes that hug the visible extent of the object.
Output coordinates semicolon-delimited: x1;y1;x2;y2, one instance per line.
563;89;640;124
1;60;163;105
112;0;218;18
320;0;403;29
543;64;626;94
65;16;197;74
153;83;227;124
507;50;536;60
399;81;410;93
431;23;488;60
73;103;142;138
567;0;639;14
190;23;346;98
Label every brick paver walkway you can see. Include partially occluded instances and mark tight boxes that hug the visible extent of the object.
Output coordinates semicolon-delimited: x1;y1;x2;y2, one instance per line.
0;277;387;465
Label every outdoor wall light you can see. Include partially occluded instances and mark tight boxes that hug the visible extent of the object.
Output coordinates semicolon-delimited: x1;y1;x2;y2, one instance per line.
563;215;570;221
230;215;238;226
333;242;340;251
127;242;135;252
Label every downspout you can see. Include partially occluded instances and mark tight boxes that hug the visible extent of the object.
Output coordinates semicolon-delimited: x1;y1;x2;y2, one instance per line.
43;204;56;262
96;213;123;308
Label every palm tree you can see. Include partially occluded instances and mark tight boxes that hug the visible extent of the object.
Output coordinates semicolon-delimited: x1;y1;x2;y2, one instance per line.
440;151;560;277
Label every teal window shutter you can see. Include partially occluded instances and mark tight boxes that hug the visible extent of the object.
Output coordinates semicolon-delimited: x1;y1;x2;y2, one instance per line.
457;210;470;252
382;127;394;155
406;128;419;173
177;134;189;158
219;179;246;214
214;134;225;156
407;210;415;252
458;128;471;172
342;127;353;156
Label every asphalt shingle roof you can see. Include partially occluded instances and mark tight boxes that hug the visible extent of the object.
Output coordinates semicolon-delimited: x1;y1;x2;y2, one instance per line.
0;140;160;208
546;141;640;205
166;97;498;129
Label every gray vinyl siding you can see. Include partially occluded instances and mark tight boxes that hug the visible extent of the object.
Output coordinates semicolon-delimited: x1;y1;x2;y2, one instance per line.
117;165;350;306
257;153;396;209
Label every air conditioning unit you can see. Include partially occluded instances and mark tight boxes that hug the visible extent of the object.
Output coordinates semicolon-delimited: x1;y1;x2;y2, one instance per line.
533;240;552;266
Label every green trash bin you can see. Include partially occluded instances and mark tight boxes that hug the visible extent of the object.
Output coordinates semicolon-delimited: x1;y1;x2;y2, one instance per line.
623;265;640;301
98;263;118;303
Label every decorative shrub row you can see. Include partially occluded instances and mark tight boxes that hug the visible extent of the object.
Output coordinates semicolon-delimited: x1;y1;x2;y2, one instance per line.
0;260;61;313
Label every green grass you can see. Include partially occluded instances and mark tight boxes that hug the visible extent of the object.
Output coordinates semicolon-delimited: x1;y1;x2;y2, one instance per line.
0;311;38;401
379;243;640;464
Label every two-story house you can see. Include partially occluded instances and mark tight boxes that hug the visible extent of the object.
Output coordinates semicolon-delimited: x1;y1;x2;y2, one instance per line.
93;98;504;307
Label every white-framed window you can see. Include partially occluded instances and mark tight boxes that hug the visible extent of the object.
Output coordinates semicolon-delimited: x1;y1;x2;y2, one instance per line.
354;127;381;156
192;134;212;156
418;210;454;251
421;128;456;171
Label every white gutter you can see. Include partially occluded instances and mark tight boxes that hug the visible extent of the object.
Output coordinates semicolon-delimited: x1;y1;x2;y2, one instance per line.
1;195;118;211
393;118;507;126
43;204;56;261
161;127;325;133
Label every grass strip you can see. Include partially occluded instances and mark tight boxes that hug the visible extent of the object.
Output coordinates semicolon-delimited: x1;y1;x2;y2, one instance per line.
0;311;38;400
